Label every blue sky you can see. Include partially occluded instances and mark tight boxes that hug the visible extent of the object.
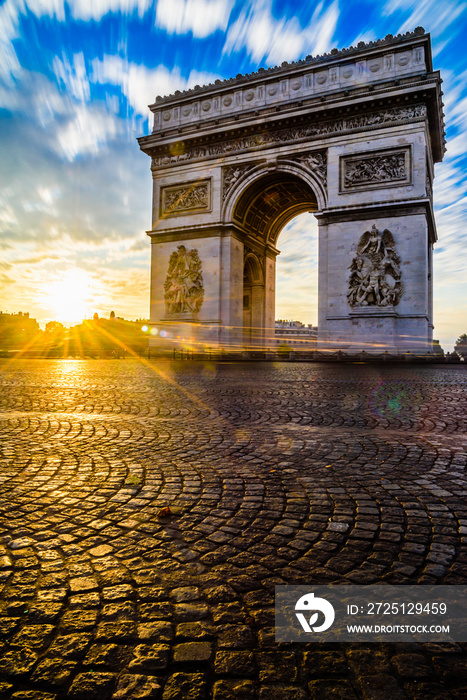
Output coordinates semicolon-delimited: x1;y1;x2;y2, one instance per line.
0;0;466;350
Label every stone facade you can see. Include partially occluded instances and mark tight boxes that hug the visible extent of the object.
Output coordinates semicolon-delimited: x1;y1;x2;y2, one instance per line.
138;28;444;354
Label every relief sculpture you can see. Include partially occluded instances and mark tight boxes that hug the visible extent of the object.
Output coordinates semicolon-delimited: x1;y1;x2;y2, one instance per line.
344;152;407;189
348;225;402;308
161;182;209;216
151;105;426;168
164;245;204;316
297;150;327;186
222;164;256;199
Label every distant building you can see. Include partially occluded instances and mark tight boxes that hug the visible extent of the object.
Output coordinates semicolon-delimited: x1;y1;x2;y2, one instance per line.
0;312;41;351
275;320;318;349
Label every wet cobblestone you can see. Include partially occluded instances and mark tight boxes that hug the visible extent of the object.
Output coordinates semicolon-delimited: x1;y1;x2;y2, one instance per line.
0;359;466;698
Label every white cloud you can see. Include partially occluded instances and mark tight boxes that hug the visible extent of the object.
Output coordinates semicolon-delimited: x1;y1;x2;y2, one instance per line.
92;55;221;114
0;0;23;83
155;0;233;37
223;0;339;65
5;0;153;24
383;0;467;42
53;53;91;103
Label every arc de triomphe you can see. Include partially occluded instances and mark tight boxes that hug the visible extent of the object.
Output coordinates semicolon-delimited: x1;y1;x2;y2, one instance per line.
138;28;444;354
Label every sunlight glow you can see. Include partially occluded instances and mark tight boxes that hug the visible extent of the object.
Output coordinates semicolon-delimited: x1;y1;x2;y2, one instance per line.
46;269;92;326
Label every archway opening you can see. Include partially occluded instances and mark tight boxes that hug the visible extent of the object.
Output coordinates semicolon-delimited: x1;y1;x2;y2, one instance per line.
232;172;319;349
275;212;319;351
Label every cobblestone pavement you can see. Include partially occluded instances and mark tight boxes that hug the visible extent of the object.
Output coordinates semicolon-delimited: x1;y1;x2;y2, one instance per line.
0;359;466;700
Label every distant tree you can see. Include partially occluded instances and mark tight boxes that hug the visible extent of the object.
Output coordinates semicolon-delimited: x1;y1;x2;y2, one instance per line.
110;310;115;320
455;334;467;360
45;321;65;334
93;312;99;322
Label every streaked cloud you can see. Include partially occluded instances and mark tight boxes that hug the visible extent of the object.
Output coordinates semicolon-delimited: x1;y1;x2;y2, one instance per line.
92;56;221;114
383;0;467;41
223;0;339;65
156;0;233;37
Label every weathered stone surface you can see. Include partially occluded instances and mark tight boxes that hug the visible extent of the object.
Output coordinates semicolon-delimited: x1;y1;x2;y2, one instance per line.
129;644;170;671
112;674;161;699
214;651;256;677
0;648;38;675
68;672;116;698
48;633;92;658
212;679;256;699
173;641;212;662
83;643;131;670
138;621;174;642
162;672;206;700
30;657;77;686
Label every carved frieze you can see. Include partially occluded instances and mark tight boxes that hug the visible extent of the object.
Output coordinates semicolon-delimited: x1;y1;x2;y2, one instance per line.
151;105;426;169
160;180;211;217
341;148;411;191
164;245;204;316
348;225;402;309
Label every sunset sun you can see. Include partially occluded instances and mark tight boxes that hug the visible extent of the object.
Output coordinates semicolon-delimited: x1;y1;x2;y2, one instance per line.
46;270;92;326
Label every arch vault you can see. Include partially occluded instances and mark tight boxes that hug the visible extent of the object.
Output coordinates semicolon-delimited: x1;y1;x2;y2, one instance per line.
138;28;445;354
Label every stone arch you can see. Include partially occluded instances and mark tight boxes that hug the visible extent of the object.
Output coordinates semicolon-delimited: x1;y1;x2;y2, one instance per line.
222;161;325;227
139;29;444;354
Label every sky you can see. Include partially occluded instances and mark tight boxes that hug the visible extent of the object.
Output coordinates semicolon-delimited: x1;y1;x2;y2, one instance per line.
0;0;466;350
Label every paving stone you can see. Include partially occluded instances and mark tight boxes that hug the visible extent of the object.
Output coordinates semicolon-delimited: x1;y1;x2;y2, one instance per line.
83;643;131;670
162;672;206;700
214;650;256;676
217;624;255;649
95;621;137;641
48;633;93;658
60;610;98;631
212;679;256;699
67;671;116;698
0;648;39;675
138;621;174;642
173;641;212;662
129;643;170;671
30;657;77;686
257;651;298;682
112;674;162;699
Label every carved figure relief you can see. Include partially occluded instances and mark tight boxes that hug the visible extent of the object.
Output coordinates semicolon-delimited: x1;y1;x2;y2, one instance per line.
160;181;210;216
222;164;256;199
151;105;426;169
164;245;204;316
342;149;410;190
294;150;327;186
348;225;402;308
